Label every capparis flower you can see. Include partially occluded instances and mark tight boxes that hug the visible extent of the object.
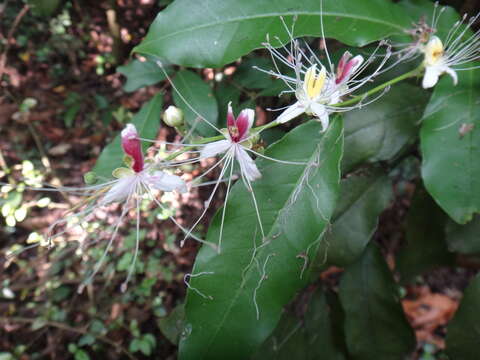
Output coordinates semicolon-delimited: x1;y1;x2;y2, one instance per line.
6;123;191;292
255;20;390;131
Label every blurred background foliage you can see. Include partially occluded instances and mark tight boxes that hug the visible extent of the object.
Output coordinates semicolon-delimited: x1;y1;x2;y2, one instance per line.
0;0;480;359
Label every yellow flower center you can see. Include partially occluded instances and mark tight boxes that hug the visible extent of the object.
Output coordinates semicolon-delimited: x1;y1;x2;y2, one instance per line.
304;65;326;100
424;36;444;66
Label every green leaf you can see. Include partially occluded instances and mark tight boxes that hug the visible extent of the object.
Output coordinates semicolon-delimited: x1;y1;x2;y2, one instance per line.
446;273;480;360
214;81;241;126
52;285;71;302
339;243;415;360
446;214;480;254
397;0;460;40
179;119;344;359
171;70;219;137
117;59;168;92
396;186;454;282
64;104;80;128
29;0;61;17
343;83;429;172
78;334;95;347
93;93;163;179
420;69;480;224
317;168;392;268
157;304;185;345
232;57;276;90
74;350;90;360
253;287;347;360
138;337;153;356
134;0;411;68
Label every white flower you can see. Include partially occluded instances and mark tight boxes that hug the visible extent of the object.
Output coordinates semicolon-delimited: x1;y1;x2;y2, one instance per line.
422;36;460;88
419;12;480;89
255;23;390;131
393;4;480;89
200;102;261;182
7;123;190;293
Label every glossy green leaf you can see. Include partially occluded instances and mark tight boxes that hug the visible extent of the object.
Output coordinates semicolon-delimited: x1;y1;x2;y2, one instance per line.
420;69;480;224
396;186;454;283
93;94;163;179
134;0;411;68
446;214;480;255
179;119;344;359
339;243;415;360
397;0;460;40
172;70;219;137
446;273;480;360
232;57;276;90
253;287;347;360
214;81;241;126
343;83;429;172
317;168;392;268
117;59;168;92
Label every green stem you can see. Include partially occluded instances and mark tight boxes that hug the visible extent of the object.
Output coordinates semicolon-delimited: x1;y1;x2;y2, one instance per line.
163;66;424;162
334;65;424;108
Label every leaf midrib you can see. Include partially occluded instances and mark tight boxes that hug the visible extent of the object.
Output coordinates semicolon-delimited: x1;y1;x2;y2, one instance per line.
139;10;405;48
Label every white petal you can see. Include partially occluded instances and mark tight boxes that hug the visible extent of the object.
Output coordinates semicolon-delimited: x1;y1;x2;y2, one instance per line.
422;65;442;89
145;171;187;193
274;101;305;124
350;55;364;74
121;123;138;139
310;102;330;132
235;146;261;182
102;176;137;204
444;66;458;86
329;89;341;105
200;140;232;159
239;108;255;131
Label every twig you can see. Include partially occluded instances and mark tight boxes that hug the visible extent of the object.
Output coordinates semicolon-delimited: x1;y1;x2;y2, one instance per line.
0;316;137;360
0;4;29;79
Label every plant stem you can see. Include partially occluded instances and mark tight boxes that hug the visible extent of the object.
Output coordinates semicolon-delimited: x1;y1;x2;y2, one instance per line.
333;65;424;107
162;66;424;163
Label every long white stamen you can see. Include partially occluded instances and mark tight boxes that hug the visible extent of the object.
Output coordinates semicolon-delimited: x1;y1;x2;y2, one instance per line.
78;191;134;293
244;147;307;165
121;184;141;292
156;60;222;134
217;158;235;253
241;172;265;240
181;152;233;246
141;183;215;249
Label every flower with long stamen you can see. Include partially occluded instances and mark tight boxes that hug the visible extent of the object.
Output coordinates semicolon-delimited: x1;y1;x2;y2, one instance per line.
177;103;261;252
389;3;480;88
256;26;390;131
6;123;194;292
420;15;480;89
200;103;261;182
178;102;308;253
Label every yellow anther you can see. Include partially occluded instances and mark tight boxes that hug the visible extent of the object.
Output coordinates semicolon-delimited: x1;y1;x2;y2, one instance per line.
304;65;326;100
424;36;444;66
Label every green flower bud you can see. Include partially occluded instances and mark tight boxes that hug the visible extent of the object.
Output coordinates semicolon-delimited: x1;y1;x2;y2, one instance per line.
84;171;98;185
163;105;184;127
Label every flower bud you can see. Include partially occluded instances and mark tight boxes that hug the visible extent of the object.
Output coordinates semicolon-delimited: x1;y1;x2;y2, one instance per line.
163;106;184;127
84;171;98;185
